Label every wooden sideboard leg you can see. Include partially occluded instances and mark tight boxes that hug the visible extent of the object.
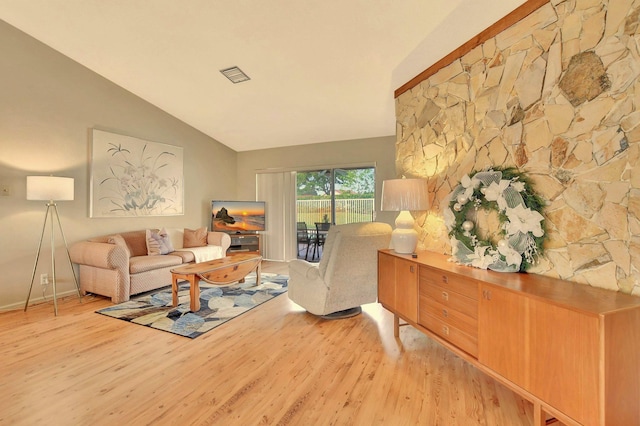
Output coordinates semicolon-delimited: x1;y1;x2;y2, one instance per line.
394;314;400;337
533;401;545;426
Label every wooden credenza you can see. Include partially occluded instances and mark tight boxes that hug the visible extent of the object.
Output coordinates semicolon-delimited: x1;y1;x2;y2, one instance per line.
378;249;640;426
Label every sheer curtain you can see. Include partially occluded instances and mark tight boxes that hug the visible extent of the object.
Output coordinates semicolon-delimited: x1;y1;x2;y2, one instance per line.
256;171;297;261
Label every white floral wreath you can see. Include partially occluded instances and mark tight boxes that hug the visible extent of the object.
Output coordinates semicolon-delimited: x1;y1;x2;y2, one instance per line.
444;168;545;272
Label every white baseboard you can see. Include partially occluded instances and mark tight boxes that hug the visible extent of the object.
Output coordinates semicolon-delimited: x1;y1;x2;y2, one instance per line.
0;289;79;313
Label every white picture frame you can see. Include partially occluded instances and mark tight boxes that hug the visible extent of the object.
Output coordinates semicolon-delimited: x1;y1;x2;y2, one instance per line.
90;129;184;217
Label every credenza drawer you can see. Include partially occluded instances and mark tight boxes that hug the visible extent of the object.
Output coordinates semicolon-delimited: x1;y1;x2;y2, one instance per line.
420;267;478;300
420;281;478;319
420;313;478;357
419;296;478;338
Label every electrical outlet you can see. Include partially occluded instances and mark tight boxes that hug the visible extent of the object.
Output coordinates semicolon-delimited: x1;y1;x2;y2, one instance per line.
40;273;49;286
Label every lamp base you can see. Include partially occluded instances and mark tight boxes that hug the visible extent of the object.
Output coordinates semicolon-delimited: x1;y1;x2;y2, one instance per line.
391;210;418;254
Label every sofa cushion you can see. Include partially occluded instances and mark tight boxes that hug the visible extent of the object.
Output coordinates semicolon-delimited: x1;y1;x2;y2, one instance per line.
184;227;207;248
146;228;174;255
168;250;195;263
119;230;150;257
129;254;182;274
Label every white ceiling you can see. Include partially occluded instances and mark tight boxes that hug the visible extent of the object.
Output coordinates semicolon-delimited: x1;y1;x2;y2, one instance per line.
0;0;526;152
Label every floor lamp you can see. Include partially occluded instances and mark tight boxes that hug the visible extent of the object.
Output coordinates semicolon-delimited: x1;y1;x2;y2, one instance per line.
24;176;81;315
381;178;429;254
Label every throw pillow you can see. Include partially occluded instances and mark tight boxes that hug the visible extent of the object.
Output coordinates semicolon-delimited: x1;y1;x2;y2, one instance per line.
108;234;131;258
183;227;208;248
146;228;175;255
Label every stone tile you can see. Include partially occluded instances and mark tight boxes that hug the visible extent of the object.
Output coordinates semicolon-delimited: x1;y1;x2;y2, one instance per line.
483;37;497;60
546;103;575;134
604;181;630;203
572;140;593;163
563;180;605;218
533;28;558;51
551;136;569;167
604;0;635;38
545;250;574;278
621;110;640;132
559;52;611;107
430;60;464;86
577;262;619;291
596;202;629;239
604;240;632;275
524;118;552;152
629;189;640;220
604;96;633;127
487;137;508;165
515;56;546;109
595;36;627;68
530;173;565;200
484;65;504;88
504;121;523;146
562;12;582;41
565;97;616;138
546;206;607;242
496;51;527;110
568;242;610;270
580;10;606;51
543;42;563;97
577;156;628;182
462;44;484;67
608;56;640;93
592;126;626;165
496;4;558;51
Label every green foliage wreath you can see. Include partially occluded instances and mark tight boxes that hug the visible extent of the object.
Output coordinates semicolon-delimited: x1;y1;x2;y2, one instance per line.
444;167;546;272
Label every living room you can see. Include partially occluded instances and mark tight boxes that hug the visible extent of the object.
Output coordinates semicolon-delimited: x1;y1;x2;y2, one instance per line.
3;0;640;424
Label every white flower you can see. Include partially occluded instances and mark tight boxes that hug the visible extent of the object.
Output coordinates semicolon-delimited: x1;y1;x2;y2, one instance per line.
468;245;493;269
483;180;510;211
505;204;544;237
497;242;522;269
450;236;459;256
511;181;525;192
443;207;455;230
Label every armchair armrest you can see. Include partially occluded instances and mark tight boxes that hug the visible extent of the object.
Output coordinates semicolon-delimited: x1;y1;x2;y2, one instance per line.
207;231;231;254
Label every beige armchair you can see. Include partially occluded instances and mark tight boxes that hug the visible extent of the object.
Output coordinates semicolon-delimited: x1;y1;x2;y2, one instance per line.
288;222;392;318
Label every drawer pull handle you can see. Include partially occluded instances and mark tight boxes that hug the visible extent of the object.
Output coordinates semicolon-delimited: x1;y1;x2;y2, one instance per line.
442;275;448;284
441;291;449;301
442;309;448;318
442;325;449;335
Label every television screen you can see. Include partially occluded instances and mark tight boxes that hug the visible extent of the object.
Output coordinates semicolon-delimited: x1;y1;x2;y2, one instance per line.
211;200;266;233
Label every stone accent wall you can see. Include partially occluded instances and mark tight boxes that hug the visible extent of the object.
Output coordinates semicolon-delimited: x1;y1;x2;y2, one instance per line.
395;0;640;295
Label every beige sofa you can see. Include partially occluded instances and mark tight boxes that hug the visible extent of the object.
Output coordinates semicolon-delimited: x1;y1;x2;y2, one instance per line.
69;228;231;303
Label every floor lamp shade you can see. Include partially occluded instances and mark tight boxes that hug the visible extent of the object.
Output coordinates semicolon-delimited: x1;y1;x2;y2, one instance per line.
381;178;429;254
27;176;74;201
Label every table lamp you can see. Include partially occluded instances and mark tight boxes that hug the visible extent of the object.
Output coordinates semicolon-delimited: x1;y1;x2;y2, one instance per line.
24;176;81;315
381;178;429;254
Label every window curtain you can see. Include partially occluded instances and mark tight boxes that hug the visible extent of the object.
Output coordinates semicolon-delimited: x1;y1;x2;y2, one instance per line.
256;171;297;261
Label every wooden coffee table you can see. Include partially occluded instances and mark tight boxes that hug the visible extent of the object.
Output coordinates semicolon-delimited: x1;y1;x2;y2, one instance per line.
170;253;262;311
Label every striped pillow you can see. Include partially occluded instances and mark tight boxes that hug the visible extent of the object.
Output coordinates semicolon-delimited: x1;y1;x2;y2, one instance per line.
146;228;175;255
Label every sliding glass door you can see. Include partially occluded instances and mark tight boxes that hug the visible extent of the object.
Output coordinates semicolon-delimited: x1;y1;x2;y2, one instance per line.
296;167;375;226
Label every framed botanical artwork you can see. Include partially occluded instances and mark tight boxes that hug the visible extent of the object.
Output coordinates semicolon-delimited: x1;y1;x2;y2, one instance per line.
90;129;184;217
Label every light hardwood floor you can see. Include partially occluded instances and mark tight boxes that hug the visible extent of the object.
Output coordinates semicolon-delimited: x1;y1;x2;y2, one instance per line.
1;261;537;425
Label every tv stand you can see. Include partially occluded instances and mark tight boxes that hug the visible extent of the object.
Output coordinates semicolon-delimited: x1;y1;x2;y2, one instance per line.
228;233;261;254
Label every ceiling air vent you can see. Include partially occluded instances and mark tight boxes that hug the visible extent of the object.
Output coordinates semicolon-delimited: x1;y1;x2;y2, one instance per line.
220;66;251;83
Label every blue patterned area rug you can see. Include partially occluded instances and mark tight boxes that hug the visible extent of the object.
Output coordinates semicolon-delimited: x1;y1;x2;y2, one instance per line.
96;272;288;338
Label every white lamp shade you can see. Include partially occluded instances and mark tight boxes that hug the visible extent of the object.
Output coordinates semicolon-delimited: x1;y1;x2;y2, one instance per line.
27;176;74;201
381;178;429;211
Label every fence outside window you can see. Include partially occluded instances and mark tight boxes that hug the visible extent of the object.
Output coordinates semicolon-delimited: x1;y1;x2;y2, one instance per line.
296;198;375;226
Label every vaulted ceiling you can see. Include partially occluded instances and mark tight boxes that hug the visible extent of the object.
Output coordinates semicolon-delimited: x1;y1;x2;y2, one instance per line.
0;0;526;151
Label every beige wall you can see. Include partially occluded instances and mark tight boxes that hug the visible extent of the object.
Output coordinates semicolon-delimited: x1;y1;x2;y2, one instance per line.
236;136;398;226
396;1;640;295
0;20;237;309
